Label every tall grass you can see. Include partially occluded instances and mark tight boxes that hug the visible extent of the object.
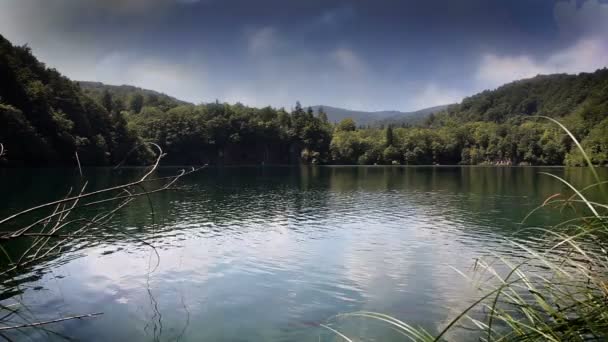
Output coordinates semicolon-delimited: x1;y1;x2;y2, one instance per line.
0;144;201;339
323;117;608;341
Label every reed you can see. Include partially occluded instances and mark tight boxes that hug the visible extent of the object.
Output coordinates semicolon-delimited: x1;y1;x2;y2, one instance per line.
323;117;608;341
0;144;202;339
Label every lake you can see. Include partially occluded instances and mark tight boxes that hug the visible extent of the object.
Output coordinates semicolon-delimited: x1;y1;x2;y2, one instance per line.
0;166;604;341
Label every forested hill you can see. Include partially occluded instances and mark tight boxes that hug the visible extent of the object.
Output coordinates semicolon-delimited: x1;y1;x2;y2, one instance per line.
327;69;607;166
433;69;608;125
0;32;607;167
310;104;448;126
0;34;151;166
375;105;449;126
79;81;190;112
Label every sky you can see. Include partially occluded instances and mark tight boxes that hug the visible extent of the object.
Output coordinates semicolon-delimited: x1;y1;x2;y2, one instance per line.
0;0;607;111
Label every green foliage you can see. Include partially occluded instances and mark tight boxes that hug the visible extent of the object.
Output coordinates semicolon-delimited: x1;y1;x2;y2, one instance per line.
51;109;75;132
0;103;53;162
336;118;357;132
129;93;144;113
113;70;608;165
101;89;113;113
330;129;383;164
443;69;608;123
566;117;608;166
79;81;186;113
323;120;608;342
383;145;400;164
385;125;394;146
126;101;332;165
317;106;329;123
1;32;606;167
0;34;150;166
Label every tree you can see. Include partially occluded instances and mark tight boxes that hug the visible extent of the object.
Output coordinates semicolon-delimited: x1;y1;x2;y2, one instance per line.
383;145;401;164
566;117;608;166
336;118;356;132
112;98;125;114
293;101;304;115
385;125;394;147
129;93;144;113
101;89;113;113
306;106;314;119
317;106;329;123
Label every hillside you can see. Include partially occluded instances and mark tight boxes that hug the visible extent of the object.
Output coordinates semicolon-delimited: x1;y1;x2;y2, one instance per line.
328;69;608;166
437;69;608;125
0;32;606;167
375;105;449;126
310;104;449;126
0;34;150;166
78;81;190;113
79;82;448;128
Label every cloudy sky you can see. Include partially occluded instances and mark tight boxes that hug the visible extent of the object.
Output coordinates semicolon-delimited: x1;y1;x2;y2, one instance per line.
1;0;607;111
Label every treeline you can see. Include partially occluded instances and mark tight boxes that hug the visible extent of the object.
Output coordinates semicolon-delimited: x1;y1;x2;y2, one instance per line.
79;81;190;113
0;33;606;166
83;69;608;166
330;118;601;166
124;101;332;165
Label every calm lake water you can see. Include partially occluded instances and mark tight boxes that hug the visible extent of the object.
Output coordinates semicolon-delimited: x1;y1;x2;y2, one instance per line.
0;166;605;341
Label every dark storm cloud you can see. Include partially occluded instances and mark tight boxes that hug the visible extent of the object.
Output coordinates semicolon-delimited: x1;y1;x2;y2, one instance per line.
0;0;606;110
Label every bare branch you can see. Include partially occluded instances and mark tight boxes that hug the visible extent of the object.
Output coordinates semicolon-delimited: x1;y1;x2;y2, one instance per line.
74;152;83;178
0;143;203;338
0;313;102;331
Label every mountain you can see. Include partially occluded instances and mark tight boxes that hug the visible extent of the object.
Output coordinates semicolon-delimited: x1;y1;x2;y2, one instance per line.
375;105;450;126
310;104;449;126
0;34;150;166
78;81;190;112
1;31;606;167
313;68;607;129
438;69;608;125
80;81;449;127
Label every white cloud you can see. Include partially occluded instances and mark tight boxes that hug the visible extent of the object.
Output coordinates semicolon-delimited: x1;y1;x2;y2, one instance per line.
475;54;546;86
475;37;608;88
547;37;608;73
410;84;465;109
247;26;279;57
95;52;209;103
330;48;368;75
475;0;608;89
2;0;607;112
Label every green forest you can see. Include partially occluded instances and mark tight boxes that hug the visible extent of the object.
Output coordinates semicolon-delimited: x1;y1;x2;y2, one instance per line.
1;34;607;167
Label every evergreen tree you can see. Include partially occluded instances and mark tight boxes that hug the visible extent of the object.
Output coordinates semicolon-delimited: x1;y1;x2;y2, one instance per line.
129;93;144;113
306;106;314;119
386;125;394;147
317;106;329;123
101;89;113;113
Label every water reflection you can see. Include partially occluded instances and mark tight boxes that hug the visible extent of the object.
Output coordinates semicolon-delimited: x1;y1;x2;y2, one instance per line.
0;166;605;341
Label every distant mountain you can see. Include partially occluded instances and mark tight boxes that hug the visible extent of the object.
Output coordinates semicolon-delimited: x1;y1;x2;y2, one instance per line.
78;81;191;111
3;30;606;167
310;104;449;126
375;105;450;126
79;82;448;127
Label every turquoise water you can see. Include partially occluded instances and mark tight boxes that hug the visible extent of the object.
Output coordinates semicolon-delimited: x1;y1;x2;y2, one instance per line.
0;166;604;341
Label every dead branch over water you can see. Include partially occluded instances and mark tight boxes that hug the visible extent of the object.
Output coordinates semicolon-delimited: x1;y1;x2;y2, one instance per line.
0;143;203;338
0;313;103;331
